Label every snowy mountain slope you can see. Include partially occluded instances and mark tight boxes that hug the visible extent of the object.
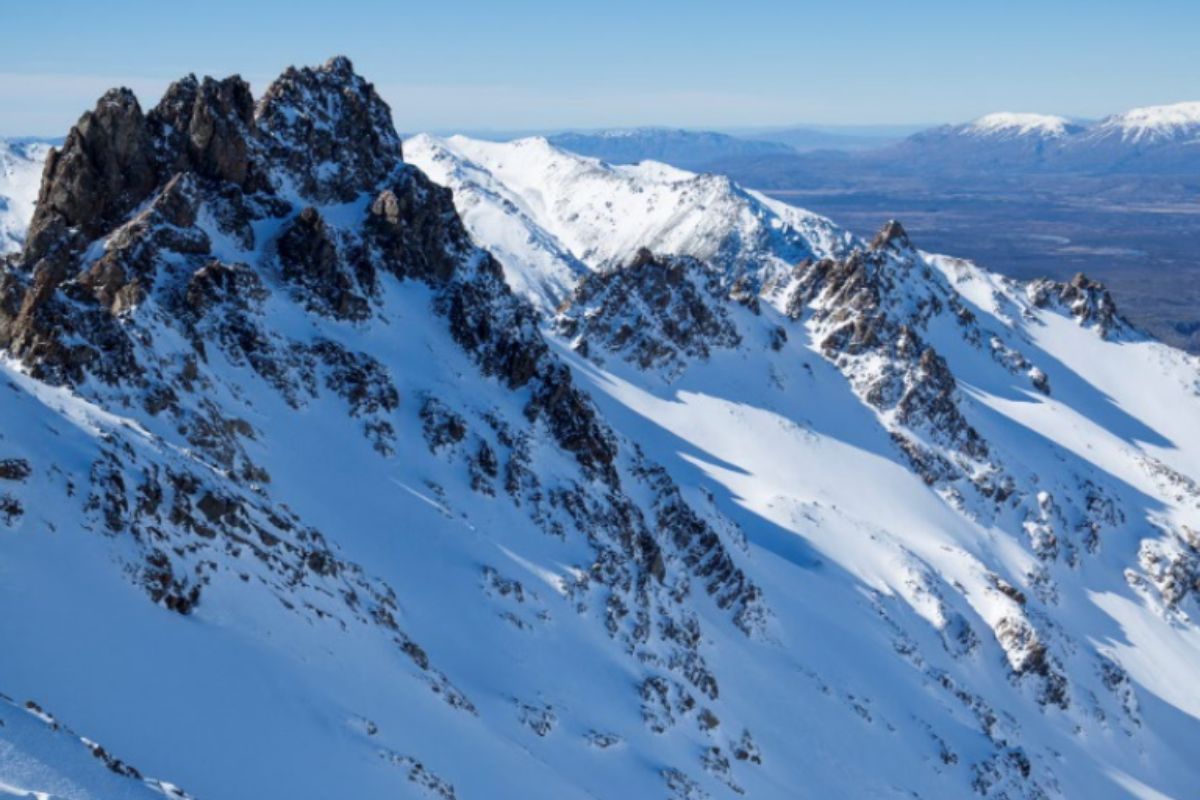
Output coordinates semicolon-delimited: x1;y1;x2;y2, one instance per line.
0;58;774;800
888;114;1083;168
0;694;192;799
410;134;1200;798
1087;100;1200;145
3;58;1200;800
0;139;51;254
405;134;853;311
965;113;1079;140
403;133;589;310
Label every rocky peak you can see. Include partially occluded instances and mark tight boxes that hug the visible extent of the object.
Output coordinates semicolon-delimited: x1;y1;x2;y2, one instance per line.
870;219;911;251
148;73;258;189
0;57;435;381
256;55;403;201
24;87;157;262
22;55;405;273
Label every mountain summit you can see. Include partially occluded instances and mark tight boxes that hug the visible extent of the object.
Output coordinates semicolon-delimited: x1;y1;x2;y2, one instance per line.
2;59;1200;800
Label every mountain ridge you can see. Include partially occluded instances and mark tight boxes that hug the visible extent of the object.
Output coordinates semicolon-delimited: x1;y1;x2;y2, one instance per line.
1;59;1200;800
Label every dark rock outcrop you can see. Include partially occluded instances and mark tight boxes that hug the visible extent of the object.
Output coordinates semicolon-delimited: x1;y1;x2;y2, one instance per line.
25;88;158;262
870;219;911;251
556;249;742;375
278;207;369;319
366;170;469;284
1027;272;1125;337
256;55;403;202
148;74;257;188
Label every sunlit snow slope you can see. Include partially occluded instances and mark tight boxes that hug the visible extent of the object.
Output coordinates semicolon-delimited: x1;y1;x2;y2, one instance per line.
406;134;853;311
1;64;1199;800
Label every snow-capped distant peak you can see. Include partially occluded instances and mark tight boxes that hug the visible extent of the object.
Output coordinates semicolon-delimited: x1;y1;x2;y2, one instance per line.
966;112;1074;137
1096;100;1200;143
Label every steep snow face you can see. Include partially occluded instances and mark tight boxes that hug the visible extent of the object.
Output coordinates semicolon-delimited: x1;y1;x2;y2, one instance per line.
1090;100;1200;144
404;133;589;310
0;139;51;254
405;134;853;310
966;112;1076;138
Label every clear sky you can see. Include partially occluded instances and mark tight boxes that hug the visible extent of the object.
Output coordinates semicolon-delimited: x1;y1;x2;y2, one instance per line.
2;0;1198;136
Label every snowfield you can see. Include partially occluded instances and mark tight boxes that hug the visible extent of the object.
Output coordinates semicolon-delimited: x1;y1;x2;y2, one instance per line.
406;134;853;311
1;62;1200;800
0;139;51;254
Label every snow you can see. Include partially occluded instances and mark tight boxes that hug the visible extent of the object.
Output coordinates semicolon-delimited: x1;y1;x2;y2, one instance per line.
0;139;51;254
0;694;187;799
967;112;1074;138
3;120;1200;799
405;135;852;311
404;134;589;311
1094;100;1200;144
399;138;1200;797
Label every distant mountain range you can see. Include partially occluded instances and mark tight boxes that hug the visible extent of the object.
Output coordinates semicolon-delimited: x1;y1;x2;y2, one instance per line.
529;101;1200;176
889;102;1200;172
736;124;921;152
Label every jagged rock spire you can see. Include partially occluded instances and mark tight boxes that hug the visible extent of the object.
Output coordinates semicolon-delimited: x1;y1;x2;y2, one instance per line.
870;219;911;251
21;56;404;267
256;55;404;201
149;73;257;189
24;88;157;262
0;57;428;382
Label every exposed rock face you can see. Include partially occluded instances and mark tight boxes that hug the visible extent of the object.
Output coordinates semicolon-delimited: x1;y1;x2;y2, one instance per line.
870;219;911;251
257;55;403;202
787;226;990;472
149;74;258;188
1027;272;1126;336
278;206;369;319
24;88;157;261
556;248;743;376
0;56;413;377
366;170;469;284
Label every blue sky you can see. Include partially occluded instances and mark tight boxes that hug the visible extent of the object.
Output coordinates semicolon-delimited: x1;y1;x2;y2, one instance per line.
2;0;1198;136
